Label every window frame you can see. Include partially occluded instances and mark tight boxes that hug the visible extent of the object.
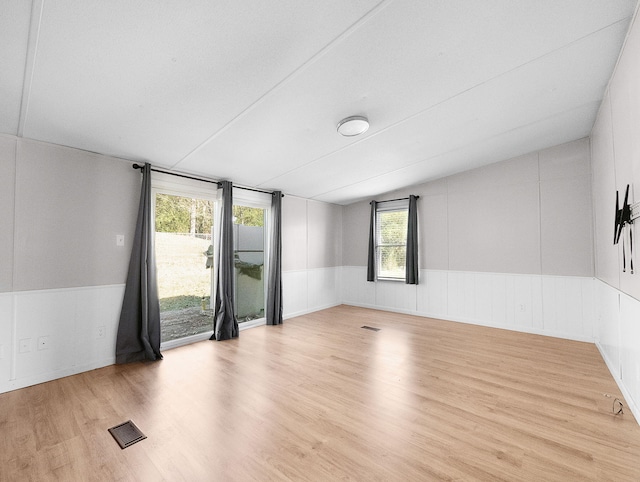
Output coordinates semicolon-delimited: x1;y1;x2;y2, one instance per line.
151;173;219;350
232;188;272;330
374;199;409;282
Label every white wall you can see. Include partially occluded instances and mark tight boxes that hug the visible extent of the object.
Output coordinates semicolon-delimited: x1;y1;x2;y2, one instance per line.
339;140;598;342
0;286;123;393
343;138;594;277
12;139;139;290
342;268;594;342
0;136;346;394
591;8;640;423
0;136;138;393
282;196;342;318
0;136;17;292
340;138;595;345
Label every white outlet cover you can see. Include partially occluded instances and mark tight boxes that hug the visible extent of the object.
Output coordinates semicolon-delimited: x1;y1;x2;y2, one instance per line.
38;336;49;350
116;235;125;246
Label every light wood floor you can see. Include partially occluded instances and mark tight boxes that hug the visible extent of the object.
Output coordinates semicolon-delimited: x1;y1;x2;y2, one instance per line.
2;305;640;481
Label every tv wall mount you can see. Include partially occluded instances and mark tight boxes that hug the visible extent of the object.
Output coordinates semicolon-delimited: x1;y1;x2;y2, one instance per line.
614;184;640;274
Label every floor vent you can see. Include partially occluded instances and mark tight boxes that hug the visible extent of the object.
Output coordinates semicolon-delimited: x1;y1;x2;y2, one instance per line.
361;325;381;332
108;420;147;449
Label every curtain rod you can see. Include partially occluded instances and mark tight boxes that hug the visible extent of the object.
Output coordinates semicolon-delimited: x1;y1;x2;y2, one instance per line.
369;196;419;205
132;163;283;197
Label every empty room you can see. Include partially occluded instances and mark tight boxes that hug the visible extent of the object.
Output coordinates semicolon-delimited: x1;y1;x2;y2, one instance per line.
2;1;640;480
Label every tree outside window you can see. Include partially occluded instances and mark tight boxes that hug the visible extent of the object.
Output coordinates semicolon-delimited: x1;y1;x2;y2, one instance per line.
376;208;408;279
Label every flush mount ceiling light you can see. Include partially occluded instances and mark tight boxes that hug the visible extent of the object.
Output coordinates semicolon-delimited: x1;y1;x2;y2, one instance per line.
337;116;369;136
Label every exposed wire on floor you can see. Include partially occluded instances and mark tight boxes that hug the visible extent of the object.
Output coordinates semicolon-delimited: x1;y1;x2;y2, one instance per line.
613;398;624;415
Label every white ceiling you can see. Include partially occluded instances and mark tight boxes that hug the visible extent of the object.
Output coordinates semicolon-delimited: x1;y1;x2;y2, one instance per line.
2;0;637;205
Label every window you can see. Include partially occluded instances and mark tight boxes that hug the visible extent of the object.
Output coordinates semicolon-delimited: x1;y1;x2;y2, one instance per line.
152;173;218;348
232;188;273;329
375;201;409;280
233;203;266;324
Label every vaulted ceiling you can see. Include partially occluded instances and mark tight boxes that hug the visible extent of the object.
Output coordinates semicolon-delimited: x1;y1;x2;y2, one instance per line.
2;1;637;204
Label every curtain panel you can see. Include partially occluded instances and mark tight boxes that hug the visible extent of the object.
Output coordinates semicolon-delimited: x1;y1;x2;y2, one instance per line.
211;180;239;341
367;201;377;282
266;191;283;325
405;194;419;285
115;163;162;364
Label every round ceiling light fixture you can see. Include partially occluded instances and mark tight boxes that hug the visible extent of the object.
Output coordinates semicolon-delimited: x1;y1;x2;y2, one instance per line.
337;116;369;137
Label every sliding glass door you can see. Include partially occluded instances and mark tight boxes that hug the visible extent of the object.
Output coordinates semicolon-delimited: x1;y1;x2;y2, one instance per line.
152;179;271;344
154;189;216;344
233;204;266;323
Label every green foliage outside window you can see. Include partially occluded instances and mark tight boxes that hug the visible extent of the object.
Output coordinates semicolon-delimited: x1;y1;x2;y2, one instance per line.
377;209;408;279
155;194;213;234
233;205;264;227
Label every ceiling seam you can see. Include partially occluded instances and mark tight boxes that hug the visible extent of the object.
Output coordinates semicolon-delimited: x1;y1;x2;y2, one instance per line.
254;16;632;190
309;101;600;204
17;0;45;137
169;0;395;171
597;1;640;114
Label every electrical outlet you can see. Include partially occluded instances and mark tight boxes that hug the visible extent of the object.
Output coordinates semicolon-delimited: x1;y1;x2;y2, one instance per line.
519;304;526;312
97;326;105;339
19;338;31;353
37;336;50;351
116;235;125;246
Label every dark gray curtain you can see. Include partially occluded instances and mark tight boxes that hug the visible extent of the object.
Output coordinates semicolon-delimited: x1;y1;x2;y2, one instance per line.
367;201;376;282
405;194;419;285
211;181;239;341
115;163;162;364
266;191;283;325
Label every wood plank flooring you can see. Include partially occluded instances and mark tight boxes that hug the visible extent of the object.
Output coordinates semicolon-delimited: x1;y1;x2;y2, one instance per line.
1;305;640;481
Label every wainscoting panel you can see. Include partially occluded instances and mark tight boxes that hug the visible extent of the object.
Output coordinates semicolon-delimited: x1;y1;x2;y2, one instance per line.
619;292;640;417
0;293;13;392
417;270;447;317
594;280;640;425
595;280;620;374
512;275;536;330
0;285;124;394
341;267;594;342
542;276;583;337
375;280;417;313
446;271;467;320
282;270;308;318
14;289;78;380
73;285;124;368
474;272;493;324
341;266;375;307
283;267;341;319
308;267;342;312
582;277;595;341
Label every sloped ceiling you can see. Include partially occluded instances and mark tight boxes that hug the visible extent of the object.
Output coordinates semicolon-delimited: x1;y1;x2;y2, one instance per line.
2;0;637;204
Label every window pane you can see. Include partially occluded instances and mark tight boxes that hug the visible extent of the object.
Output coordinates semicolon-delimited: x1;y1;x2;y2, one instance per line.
378;245;406;279
376;208;408;279
155;194;214;342
378;210;408;244
233;205;265;323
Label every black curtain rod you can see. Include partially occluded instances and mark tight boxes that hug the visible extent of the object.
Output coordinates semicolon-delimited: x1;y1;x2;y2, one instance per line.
132;163;283;197
369;196;419;205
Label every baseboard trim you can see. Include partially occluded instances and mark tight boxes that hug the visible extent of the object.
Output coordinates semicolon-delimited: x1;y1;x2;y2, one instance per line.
342;302;595;343
284;302;342;320
596;341;640;425
0;357;115;395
